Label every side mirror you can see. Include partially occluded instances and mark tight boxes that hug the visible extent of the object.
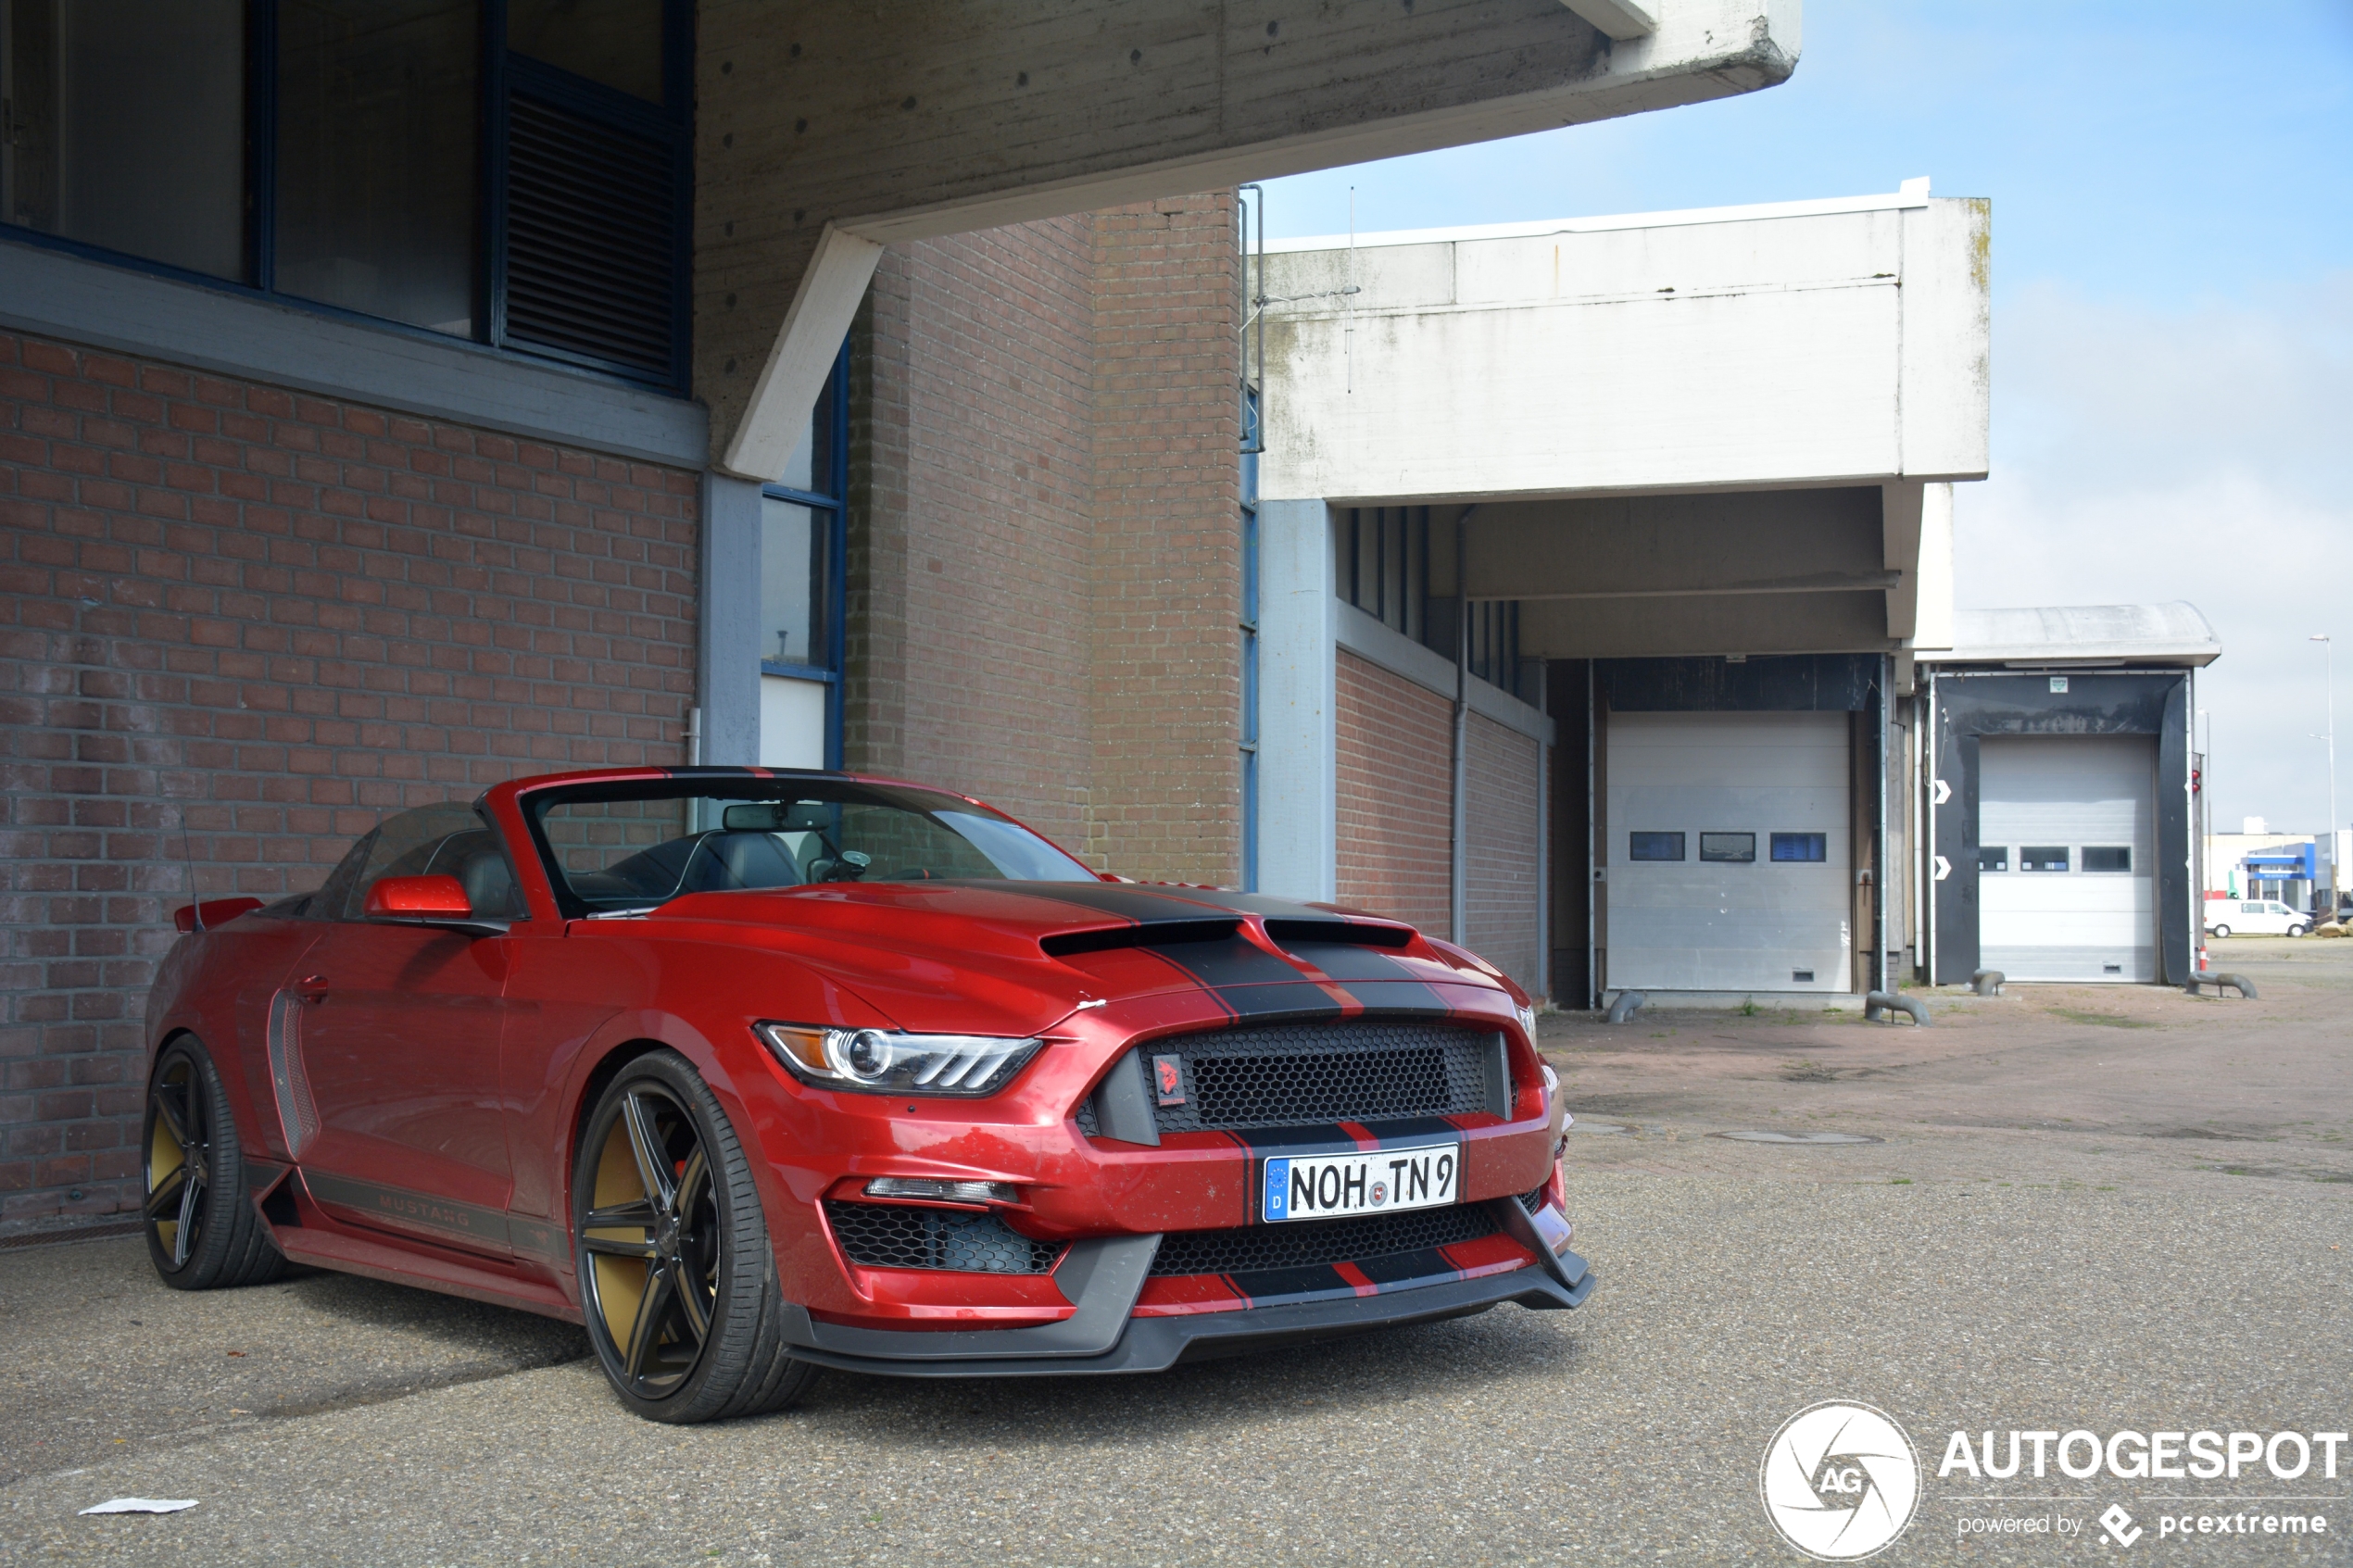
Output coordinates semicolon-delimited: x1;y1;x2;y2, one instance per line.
364;875;506;935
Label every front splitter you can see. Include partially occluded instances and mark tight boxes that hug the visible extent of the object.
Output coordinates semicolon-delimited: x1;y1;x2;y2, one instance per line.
780;1251;1594;1379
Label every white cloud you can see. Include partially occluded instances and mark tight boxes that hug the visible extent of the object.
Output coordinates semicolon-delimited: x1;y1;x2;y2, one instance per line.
1955;272;2353;834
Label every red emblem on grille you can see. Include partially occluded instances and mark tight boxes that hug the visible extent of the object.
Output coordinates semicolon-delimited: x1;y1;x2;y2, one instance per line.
1151;1053;1186;1106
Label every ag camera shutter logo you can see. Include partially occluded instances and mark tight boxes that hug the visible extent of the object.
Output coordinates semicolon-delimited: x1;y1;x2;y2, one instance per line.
1760;1401;1921;1560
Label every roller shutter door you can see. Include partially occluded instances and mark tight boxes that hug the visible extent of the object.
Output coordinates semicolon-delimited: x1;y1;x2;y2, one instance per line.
1605;711;1851;993
1978;735;2156;982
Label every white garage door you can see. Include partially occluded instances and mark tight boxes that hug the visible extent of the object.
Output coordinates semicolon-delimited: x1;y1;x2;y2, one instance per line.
1978;735;2156;983
1605;711;1851;994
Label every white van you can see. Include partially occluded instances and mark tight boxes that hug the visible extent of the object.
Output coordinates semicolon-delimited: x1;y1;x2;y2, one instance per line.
2205;899;2309;938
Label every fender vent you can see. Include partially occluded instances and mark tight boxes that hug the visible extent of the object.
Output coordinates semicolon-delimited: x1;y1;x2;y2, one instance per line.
265;991;320;1157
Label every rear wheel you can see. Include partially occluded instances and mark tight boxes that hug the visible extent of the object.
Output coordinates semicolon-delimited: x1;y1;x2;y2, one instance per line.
573;1051;818;1423
143;1036;284;1289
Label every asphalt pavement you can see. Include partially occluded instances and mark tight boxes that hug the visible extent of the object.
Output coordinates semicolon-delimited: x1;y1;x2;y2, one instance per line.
5;939;2349;1566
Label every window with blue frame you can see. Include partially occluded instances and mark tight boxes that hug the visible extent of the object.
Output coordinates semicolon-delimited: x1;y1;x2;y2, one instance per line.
759;339;849;770
0;0;690;389
1770;832;1828;862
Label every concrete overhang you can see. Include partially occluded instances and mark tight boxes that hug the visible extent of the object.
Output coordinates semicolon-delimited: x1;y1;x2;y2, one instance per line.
696;0;1802;477
1921;603;2223;671
1256;182;1988;506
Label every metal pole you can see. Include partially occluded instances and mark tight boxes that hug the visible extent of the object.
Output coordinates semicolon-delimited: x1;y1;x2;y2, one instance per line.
1876;656;1890;994
2320;635;2338;916
1585;660;1597;1010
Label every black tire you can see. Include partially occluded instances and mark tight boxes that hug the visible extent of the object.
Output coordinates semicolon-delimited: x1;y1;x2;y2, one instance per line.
143;1035;285;1290
2287;923;2306;938
2208;924;2231;939
573;1050;819;1424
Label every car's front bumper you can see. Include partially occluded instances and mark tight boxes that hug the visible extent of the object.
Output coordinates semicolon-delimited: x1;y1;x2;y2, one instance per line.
776;1200;1595;1378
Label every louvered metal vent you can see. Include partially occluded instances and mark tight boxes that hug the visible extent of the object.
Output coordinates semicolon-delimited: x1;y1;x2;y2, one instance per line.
505;94;677;381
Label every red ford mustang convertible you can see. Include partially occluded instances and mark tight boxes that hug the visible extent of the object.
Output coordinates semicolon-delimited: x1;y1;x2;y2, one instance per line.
143;767;1592;1422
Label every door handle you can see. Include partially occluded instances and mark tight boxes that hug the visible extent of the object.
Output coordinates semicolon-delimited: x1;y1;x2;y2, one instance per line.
293;973;329;1001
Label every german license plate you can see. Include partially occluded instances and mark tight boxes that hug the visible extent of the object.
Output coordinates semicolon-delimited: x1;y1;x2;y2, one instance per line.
1261;1143;1459;1223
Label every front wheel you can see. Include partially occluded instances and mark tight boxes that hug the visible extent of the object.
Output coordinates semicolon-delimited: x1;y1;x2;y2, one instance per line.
2208;924;2231;939
573;1051;818;1423
143;1035;284;1289
2287;923;2307;938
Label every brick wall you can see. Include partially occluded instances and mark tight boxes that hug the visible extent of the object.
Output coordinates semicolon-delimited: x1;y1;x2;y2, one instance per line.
1083;194;1242;884
1466;711;1543;992
847;193;1240;882
0;332;697;1229
1334;651;1453;935
848;218;1100;852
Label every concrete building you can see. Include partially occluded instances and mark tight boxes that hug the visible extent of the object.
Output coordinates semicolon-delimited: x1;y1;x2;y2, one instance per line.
1252;183;1988;1005
0;1;1803;1229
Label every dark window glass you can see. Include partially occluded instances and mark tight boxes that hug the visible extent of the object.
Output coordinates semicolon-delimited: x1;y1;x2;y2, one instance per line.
1770;832;1827;863
1978;847;2008;872
276;0;480;334
1629;832;1684;862
340;801;487;919
759;497;827;668
509;0;662;102
1;0;245;277
2021;846;2070;872
1700;832;1755;864
2082;846;2132;873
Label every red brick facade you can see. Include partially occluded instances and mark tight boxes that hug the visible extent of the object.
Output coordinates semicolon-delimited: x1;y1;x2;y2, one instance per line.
1466;712;1543;990
849;193;1241;883
0;331;698;1226
1335;650;1453;935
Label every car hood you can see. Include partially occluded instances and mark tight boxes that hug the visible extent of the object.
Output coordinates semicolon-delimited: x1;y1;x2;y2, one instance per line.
635;879;1508;1036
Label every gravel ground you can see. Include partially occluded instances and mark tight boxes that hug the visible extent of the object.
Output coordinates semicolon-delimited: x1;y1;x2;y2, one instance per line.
5;940;2348;1566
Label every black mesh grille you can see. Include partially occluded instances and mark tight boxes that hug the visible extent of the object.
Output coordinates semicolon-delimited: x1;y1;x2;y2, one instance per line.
825;1202;1063;1275
505;94;678;380
1519;1185;1549;1213
1151;1202;1497;1277
1078;1021;1493;1135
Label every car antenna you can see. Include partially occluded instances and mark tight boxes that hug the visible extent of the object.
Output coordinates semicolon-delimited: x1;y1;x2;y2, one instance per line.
180;801;204;934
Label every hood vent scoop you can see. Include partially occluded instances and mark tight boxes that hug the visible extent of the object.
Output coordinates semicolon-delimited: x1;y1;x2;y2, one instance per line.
1040;919;1241;959
1263;919;1414;950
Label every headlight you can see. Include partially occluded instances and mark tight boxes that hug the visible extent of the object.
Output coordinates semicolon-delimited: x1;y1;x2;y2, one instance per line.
753;1022;1043;1098
1515;1001;1538;1039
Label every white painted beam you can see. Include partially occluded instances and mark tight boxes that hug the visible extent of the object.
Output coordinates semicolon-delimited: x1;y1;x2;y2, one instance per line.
1560;0;1659;42
721;225;884;482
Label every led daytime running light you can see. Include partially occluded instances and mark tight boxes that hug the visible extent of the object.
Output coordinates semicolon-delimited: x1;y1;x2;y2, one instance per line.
754;1022;1043;1098
863;1177;1018;1205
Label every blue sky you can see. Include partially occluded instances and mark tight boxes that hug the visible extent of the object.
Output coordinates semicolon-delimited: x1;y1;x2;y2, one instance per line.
1263;1;2353;836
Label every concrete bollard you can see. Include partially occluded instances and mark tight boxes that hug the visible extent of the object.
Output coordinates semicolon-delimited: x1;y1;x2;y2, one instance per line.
1864;991;1930;1025
1604;990;1647;1024
2184;971;2259;999
1970;969;2005;997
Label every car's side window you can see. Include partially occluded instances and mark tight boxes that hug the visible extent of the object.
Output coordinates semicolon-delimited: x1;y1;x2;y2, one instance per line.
310;831;379;921
336;803;527;922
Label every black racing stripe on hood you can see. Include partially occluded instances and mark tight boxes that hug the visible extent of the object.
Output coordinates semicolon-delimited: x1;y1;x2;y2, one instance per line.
1013;884;1340;1012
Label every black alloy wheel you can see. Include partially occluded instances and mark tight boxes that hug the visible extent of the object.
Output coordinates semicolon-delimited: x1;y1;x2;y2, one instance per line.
573;1052;818;1423
143;1036;283;1289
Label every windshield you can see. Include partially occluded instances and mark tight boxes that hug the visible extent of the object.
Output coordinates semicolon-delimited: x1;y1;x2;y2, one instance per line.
524;777;1094;913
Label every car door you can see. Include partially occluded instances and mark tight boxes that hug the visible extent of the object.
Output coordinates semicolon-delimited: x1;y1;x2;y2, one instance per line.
291;803;527;1258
